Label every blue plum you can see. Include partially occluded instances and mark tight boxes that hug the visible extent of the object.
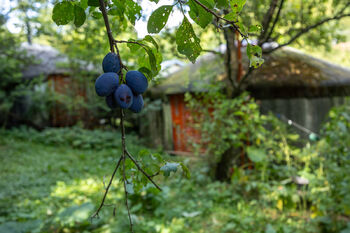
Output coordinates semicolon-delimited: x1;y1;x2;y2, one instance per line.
130;94;144;113
102;52;121;73
106;93;119;109
125;70;148;95
114;84;133;109
95;72;119;97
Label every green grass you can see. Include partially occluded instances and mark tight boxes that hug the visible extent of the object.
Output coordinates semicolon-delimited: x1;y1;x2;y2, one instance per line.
0;128;348;233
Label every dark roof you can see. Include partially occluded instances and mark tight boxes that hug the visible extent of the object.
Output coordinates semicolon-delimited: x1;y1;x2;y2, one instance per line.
21;43;69;79
152;47;350;98
21;43;99;79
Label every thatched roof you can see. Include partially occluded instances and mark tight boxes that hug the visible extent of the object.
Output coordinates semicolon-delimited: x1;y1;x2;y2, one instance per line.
21;43;98;79
152;47;350;98
21;43;69;79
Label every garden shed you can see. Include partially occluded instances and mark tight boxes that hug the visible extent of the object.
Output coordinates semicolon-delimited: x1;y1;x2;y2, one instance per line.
20;43;95;127
147;47;350;153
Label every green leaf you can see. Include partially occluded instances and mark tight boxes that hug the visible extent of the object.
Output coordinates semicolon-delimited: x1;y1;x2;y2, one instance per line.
127;40;142;52
124;0;142;25
246;44;264;68
74;5;86;27
125;183;134;194
223;11;236;21
161;162;179;177
143;35;159;51
249;24;262;34
138;67;153;80
188;0;213;29
52;1;74;26
88;0;100;7
91;11;102;19
144;47;157;74
247;147;266;163
230;0;246;14
180;162;191;179
79;0;88;9
216;0;229;8
147;5;173;34
149;0;159;3
176;16;202;63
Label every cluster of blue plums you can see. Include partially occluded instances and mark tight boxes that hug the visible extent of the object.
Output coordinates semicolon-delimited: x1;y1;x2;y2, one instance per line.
95;52;148;113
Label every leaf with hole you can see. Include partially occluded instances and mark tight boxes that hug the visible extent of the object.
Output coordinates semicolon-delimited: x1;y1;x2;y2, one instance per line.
147;5;173;34
176;16;202;63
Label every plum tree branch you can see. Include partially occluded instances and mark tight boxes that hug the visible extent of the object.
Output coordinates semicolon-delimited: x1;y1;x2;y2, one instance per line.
92;2;162;230
259;0;285;45
191;0;247;38
264;12;350;54
258;0;279;43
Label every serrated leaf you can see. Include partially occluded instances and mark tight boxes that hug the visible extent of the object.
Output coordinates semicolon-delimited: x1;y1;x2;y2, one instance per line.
88;0;100;7
160;162;179;177
188;0;213;29
74;5;86;27
176;17;202;63
143;35;159;50
147;5;173;34
125;0;142;25
52;1;74;26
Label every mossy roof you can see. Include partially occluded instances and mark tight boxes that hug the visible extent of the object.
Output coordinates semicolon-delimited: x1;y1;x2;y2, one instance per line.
152;47;350;98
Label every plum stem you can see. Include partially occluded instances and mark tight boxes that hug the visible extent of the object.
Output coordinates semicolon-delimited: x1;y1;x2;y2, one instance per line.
92;2;162;231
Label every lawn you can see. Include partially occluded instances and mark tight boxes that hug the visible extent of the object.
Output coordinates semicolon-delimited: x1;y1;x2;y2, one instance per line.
0;127;348;233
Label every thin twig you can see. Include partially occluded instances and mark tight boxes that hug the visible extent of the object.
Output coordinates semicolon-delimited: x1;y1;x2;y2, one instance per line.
122;151;134;233
91;155;123;219
126;150;162;191
191;0;246;38
264;12;350;54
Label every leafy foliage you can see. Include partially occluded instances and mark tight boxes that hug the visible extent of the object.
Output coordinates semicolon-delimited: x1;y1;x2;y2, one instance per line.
1;122;350;232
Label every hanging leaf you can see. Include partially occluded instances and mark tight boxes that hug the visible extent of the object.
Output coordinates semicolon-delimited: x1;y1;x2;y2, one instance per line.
160;162;179;177
147;5;173;34
143;35;159;51
74;5;86;27
52;1;74;26
176;16;202;63
188;0;213;29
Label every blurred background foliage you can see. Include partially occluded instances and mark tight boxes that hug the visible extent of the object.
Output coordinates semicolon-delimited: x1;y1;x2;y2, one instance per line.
0;0;350;232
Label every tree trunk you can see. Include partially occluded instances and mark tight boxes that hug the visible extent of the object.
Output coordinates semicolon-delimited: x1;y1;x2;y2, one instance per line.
215;146;241;181
215;29;247;182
